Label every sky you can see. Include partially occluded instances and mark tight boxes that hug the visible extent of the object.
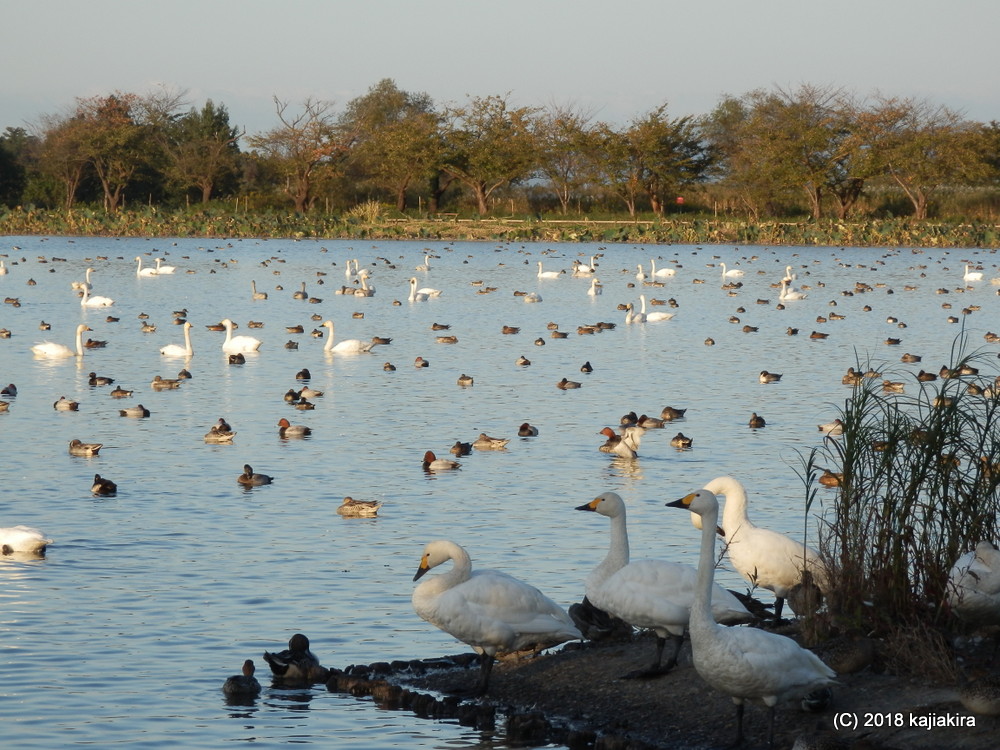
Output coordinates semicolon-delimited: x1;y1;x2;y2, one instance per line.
2;0;997;137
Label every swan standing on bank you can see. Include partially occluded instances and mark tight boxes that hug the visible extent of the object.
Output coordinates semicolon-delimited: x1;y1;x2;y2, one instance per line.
135;256;158;277
321;319;374;354
32;324;91;358
160;321;194;357
667;488;837;748
576;492;751;677
220;318;261;354
1;525;53;555
697;476;828;619
411;539;581;695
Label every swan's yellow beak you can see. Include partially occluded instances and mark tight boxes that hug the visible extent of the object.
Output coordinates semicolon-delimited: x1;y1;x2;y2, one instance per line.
665;493;696;509
575;498;599;512
413;553;430;581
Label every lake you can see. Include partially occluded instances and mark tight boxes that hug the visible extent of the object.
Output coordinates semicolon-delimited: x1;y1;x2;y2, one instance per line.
1;235;996;748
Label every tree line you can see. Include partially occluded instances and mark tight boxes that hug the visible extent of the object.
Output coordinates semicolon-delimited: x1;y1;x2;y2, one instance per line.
0;79;997;222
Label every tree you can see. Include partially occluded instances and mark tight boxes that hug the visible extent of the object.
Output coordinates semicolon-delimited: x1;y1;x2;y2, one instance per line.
247;98;343;212
533;102;595;215
339;79;441;212
440;94;538;214
586;123;643;217
627;104;709;216
0;127;32;206
161;100;242;203
35;112;91;210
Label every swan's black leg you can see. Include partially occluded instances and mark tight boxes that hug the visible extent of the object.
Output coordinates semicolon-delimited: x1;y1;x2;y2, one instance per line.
622;634;683;679
773;596;785;621
474;654;494;696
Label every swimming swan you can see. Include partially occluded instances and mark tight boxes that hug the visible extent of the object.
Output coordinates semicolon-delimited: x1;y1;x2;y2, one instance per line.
220;318;261;354
641;294;674;322
697;476;828;619
160;321;194;357
650;258;676;277
321;320;374;354
135;256;158;277
537;261;562;279
154;258;176;274
1;525;53;555
666;488;837;748
964;264;984;282
576;492;751;677
720;262;744;278
408;277;441;301
31;324;91;358
411;539;581;695
80;286;114;308
779;280;807;300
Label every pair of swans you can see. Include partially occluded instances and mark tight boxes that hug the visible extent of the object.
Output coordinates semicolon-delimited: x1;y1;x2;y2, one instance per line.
667;486;836;748
408;277;441;302
32;324;91;358
160;321;194;357
625;295;673;324
576;492;751;677
411;539;580;695
779;279;806;300
322;319;374;354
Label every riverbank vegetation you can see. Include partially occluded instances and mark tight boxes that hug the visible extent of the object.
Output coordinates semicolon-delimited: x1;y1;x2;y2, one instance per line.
1;78;998;235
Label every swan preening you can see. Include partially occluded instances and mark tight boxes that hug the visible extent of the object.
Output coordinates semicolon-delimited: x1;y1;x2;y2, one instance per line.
1;525;52;556
160;321;194;357
667;488;837;748
135;256;158;277
697;476;828;619
576;492;751;677
220;318;261;354
321;319;374;354
31;324;91;358
411;539;581;694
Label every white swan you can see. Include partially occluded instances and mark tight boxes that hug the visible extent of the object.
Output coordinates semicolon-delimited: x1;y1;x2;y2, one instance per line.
80;285;114;308
160;321;194;357
408;277;440;301
720;262;744;278
666;488;837;748
71;267;94;292
587;277;602;296
573;256;596;275
624;302;643;325
355;269;375;297
537;261;561;279
345;258;359;278
947;541;1000;625
321;320;374;354
635;263;647;280
576;492;752;677
642;294;674;322
154;258;176;274
220;318;261;354
964;264;984;282
782;265;797;283
697;476;828;619
416;254;431;271
411;539;581;695
135;256;158;277
779;279;807;301
250;280;268;300
31;324;91;358
650;258;676;277
0;259;7;275
1;525;52;555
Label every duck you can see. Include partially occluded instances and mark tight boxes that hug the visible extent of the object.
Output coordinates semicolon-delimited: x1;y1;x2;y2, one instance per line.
959;672;1000;717
1;383;16;397
222;660;261;697
580;361;593;373
516;355;531;367
842;367;863;385
383;362;396;371
337;496;383;517
31;324;91;358
670;432;693;449
277;417;311;438
220;318;261;354
158;321;194;357
68;439;102;456
457;373;474;387
91;474;117;496
537;261;562;279
473;433;509;450
228;353;245;365
53;396;80;411
295;368;311;380
414;356;429;368
598;426;644;459
666;488;837;749
660;406;687;421
450;441;472;456
518;422;539;437
298;385;323;399
135;256;158;277
749;413;766;429
947;541;1000;625
818;469;843;487
321;320;374;354
88;371;115;386
1;525;53;556
109;386;133;399
119;404;150;418
154;258;176;274
759;370;783;384
576;492;752;677
150;375;182;390
238;464;273;486
204;423;237;443
263;633;329;684
818;419;844;435
423;451;460;472
411;539;581;695
695;476;829;620
557;377;582;390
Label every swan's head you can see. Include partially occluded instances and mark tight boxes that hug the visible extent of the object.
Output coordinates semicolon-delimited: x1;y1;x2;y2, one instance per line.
221;318;233;328
576;491;625;517
666;488;719;518
77;324;93;334
413;539;455;580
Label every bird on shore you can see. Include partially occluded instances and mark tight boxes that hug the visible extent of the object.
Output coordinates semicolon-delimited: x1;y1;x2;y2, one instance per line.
947;541;1000;625
666;488;837;748
411;539;580;695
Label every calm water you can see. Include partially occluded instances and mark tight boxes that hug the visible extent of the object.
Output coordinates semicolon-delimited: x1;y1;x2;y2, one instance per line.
1;235;997;748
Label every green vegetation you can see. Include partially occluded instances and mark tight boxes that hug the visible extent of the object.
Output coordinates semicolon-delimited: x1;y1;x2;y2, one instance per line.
1;79;998;225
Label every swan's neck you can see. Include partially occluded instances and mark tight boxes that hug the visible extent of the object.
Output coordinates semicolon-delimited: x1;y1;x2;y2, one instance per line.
589;512;629;594
640;296;647;314
75;327;85;356
714;479;753;541
691;504;721;633
324;324;334;351
184;326;192;353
